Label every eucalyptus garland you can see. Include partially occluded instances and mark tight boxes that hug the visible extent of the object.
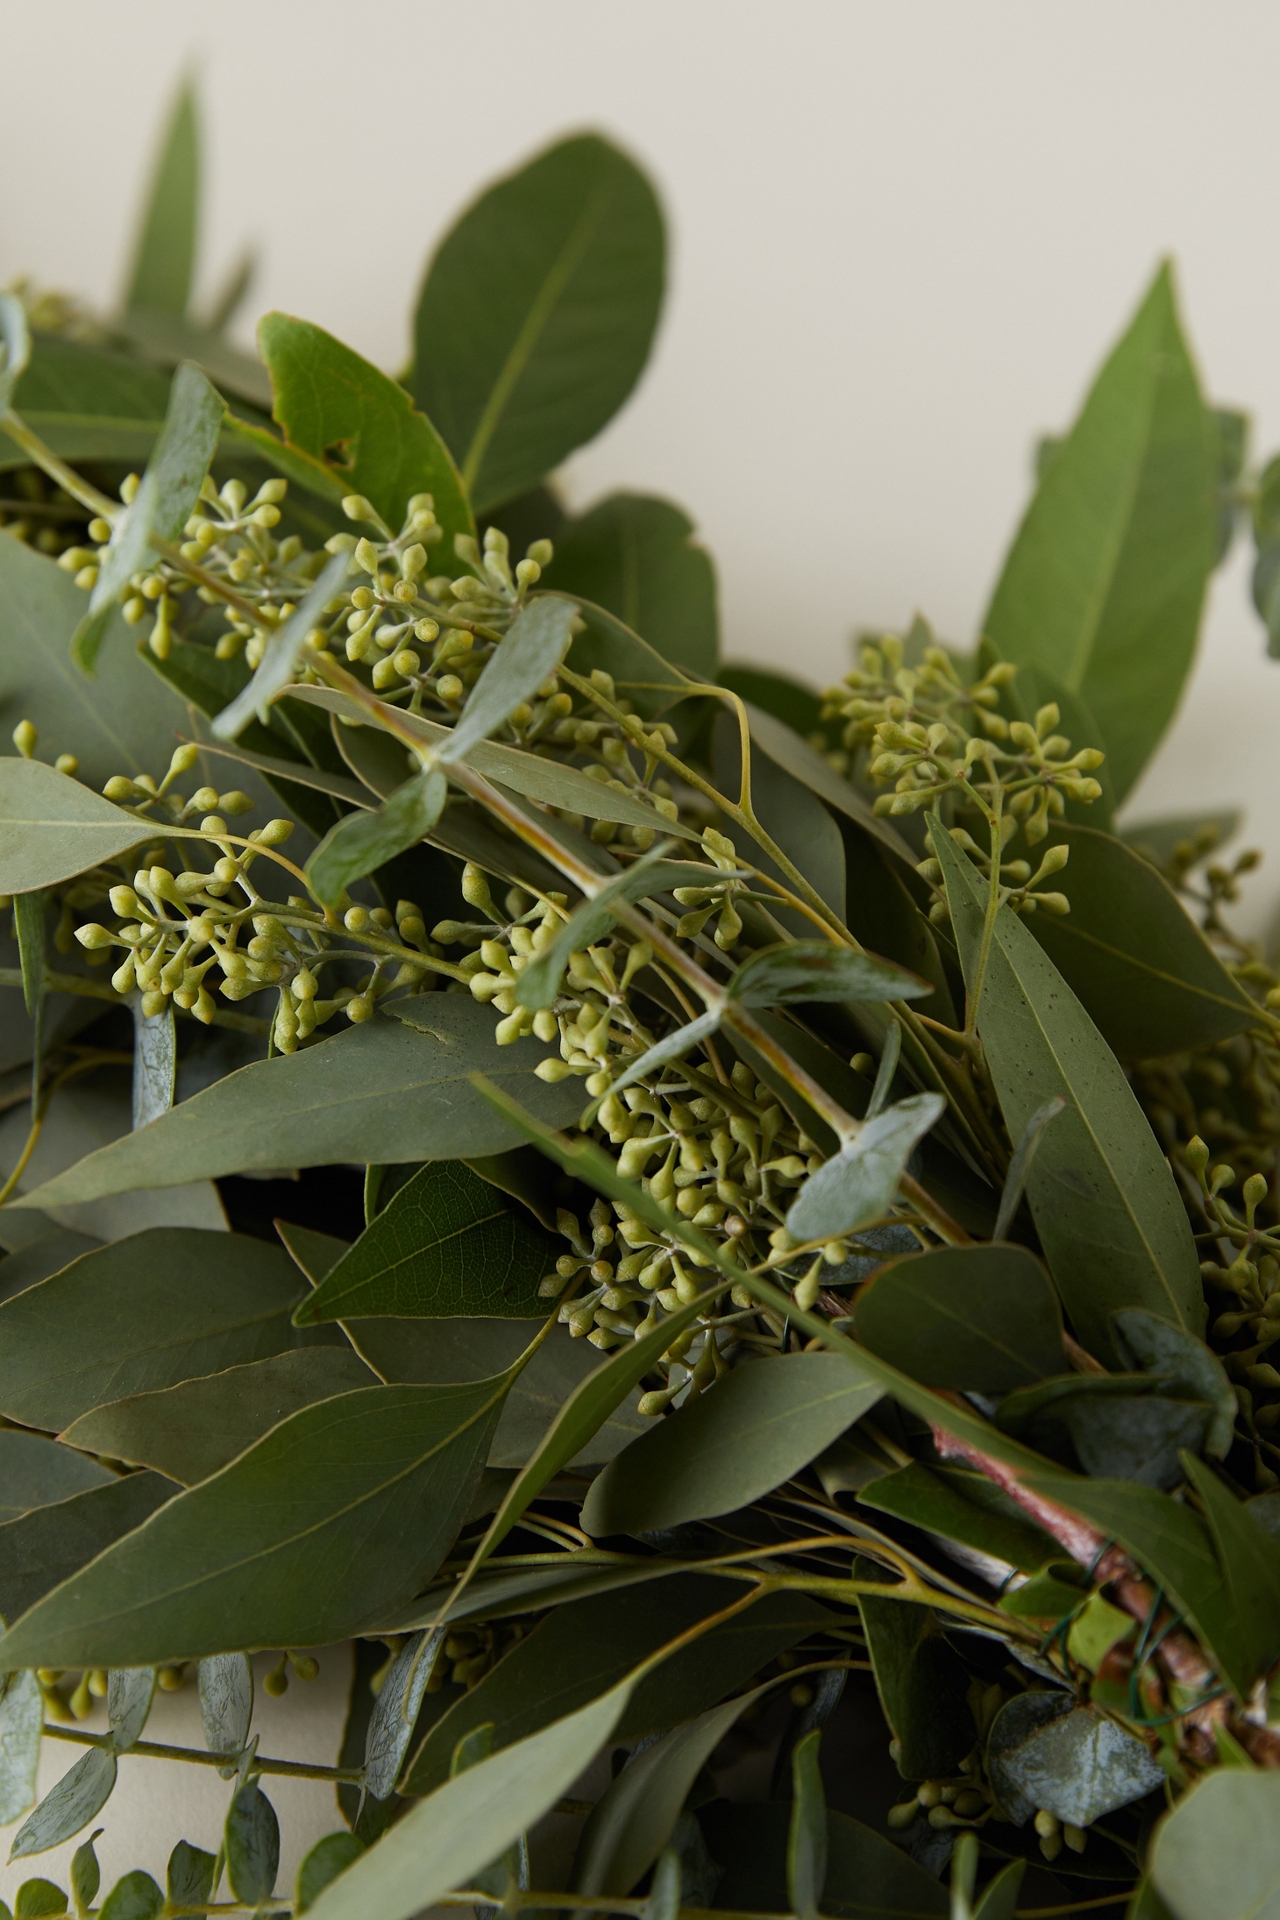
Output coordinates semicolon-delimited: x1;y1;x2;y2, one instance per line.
0;81;1277;1920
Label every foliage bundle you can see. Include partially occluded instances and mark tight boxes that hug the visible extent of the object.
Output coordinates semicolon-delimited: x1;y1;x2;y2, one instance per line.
1;82;1280;1920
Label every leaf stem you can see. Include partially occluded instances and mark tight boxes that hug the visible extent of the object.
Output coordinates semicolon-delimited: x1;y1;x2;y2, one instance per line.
0;408;121;520
40;1723;362;1781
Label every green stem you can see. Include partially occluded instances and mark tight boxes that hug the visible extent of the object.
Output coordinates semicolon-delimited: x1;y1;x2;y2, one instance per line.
41;1723;361;1782
961;782;1003;1046
0;409;121;520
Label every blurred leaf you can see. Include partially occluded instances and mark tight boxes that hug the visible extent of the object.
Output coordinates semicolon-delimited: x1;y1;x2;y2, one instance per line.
209;548;350;742
582;1353;881;1536
1121;809;1241;870
1113;1308;1235;1457
198;1652;253;1773
4;334;170;471
414;134;664;514
0;1227;337;1431
729;942;931;1008
839;829;958;1025
306;767;446;906
69;1834;100;1914
699;1801;949;1919
997;1703;1163;1827
297;1160;551;1324
713;709;845;921
12;1883;65;1919
258;313;473;550
98;1871;162;1920
106;1667;155;1752
166;1842;215;1917
124;81;198;318
784;1093;945;1243
296;1834;363;1914
15;998;583;1208
983;263;1218;802
225;1780;279;1906
1027;825;1256;1058
1150;1770;1280;1920
10;1748;116;1861
854;1242;1064;1392
859;1572;973;1780
718;664;821;739
734;698;916;869
1182;1453;1280;1691
0;1375;508;1670
0;1431;113;1519
0;1672;43;1825
545;493;718;677
931;820;1203;1360
0;294;31;412
0;759;149;893
998;656;1115;829
859;1462;1057;1574
788;1728;827;1920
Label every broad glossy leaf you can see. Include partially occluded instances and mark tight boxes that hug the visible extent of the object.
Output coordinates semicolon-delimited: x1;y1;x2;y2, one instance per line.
62;1348;376;1485
515;852;718;1009
983;263;1218;802
858;1573;973;1780
1182;1453;1280;1691
545;493;718;677
305;1674;633;1920
858;1462;1057;1574
0;1432;113;1520
78;362;224;671
403;1577;824;1795
226;1781;279;1904
198;1652;252;1770
10;1748;116;1860
98;1871;162;1920
0;1377;508;1669
296;1835;364;1914
582;1353;881;1536
298;1160;551;1324
575;1689;763;1898
0;1228;336;1431
131;997;174;1130
0;1472;174;1627
854;1243;1064;1392
414;134;664;513
258;313;473;549
1150;1771;1280;1920
124;82;198;318
210;548;350;742
364;1628;444;1799
699;1801;948;1920
0;760;149;893
0;294;31;412
306;767;445;906
1113;1308;1234;1457
15;998;582;1208
107;1667;155;1752
0;1672;42;1825
996;1703;1163;1828
729;942;931;1009
443;594;578;765
784;1093;945;1243
931;819;1202;1359
1027;825;1256;1058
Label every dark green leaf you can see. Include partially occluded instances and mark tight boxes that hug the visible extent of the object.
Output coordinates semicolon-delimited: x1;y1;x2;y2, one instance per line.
0;1376;508;1669
1113;1309;1235;1457
0;1472;174;1627
582;1353;881;1536
258;313;473;550
98;1872;162;1920
69;1834;100;1913
296;1834;363;1913
996;1703;1163;1827
0;759;150;894
210;548;350;741
736;698;916;868
414;134;664;513
545;493;718;678
784;1093;945;1243
4;334;170;471
854;1242;1064;1393
225;1781;279;1905
931;820;1203;1359
1027;825;1256;1058
10;1748;116;1860
298;1160;551;1324
306;767;446;906
13;888;44;1024
858;1576;973;1780
0;1673;42;1824
983;263;1218;802
0;1228;337;1431
699;1800;949;1919
858;1462;1058;1574
1182;1453;1280;1691
718;665;821;739
124;82;198;317
728;942;931;1009
0;293;32;412
0;1432;113;1520
166;1841;215;1916
15;998;583;1208
1150;1770;1280;1920
986;1690;1074;1824
1122;809;1241;871
997;1372;1213;1487
788;1728;827;1920
197;1653;252;1771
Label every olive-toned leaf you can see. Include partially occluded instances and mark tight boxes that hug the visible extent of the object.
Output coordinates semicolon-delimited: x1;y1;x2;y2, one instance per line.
858;1575;973;1781
13;888;44;1029
698;1801;949;1920
0;1475;176;1630
545;493;718;678
1027;825;1257;1058
858;1463;1058;1574
784;1094;945;1243
10;1748;116;1860
854;1243;1064;1393
986;1691;1074;1825
306;767;446;906
62;1348;378;1486
999;1372;1212;1488
296;1835;363;1914
198;1653;253;1771
14;1881;69;1919
106;1667;155;1753
307;1676;633;1920
365;1628;444;1800
413;134;664;514
931;820;1203;1359
14;999;583;1208
0;1375;508;1670
210;548;350;742
993;1096;1065;1242
298;1160;551;1325
0;1228;336;1431
77;361;225;672
997;1703;1163;1828
983;263;1218;803
735;698;915;868
3;334;172;472
123;81;198;318
258;313;473;549
0;1432;113;1520
1112;1309;1235;1457
1121;810;1241;871
1182;1453;1280;1692
575;1689;765;1898
0;760;149;894
225;1781;279;1905
788;1728;827;1920
582;1354;880;1537
0;1673;43;1825
69;1834;100;1914
1150;1771;1280;1920
0;294;31;413
728;942;932;1009
443;594;578;765
98;1871;163;1920
166;1842;216;1916
515;852;719;1009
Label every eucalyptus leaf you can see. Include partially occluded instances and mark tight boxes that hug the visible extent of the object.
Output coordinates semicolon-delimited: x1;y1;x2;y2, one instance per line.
582;1353;881;1536
930;819;1203;1358
198;1652;253;1770
515;852;718;1009
996;1703;1163;1827
209;549;350;742
0;1473;173;1637
699;1801;948;1920
1112;1309;1235;1457
305;766;446;905
414;134;664;514
735;697;915;868
858;1462;1058;1575
602;1008;723;1101
993;1096;1064;1242
131;997;174;1130
13;889;44;1027
1122;810;1241;870
986;1691;1075;1825
1150;1770;1280;1920
0;1673;43;1825
69;1834;100;1914
364;1628;444;1800
712;708;845;921
545;492;718;678
225;1780;279;1905
0;293;32;412
442;595;578;765
14;998;584;1208
858;1574;973;1781
98;1871;163;1920
784;1093;945;1243
854;1242;1064;1392
166;1841;216;1917
4;334;171;471
0;759;150;893
788;1728;827;1920
106;1667;155;1752
296;1834;364;1913
9;1748;116;1861
124;82;199;318
1182;1453;1280;1692
0;1432;114;1520
728;942;931;1008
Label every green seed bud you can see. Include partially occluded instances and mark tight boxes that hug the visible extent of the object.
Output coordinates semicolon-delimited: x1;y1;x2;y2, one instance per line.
74;923;113;950
11;719;36;758
55;752;78;776
218;791;253;816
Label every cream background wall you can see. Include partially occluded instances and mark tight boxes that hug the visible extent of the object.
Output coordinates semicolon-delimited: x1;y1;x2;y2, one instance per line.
1;0;1279;1895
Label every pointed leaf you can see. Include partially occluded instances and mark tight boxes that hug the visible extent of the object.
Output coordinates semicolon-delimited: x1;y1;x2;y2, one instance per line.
858;1462;1057;1575
515;852;720;1010
784;1093;945;1243
209;548;350;740
1182;1453;1280;1690
601;1008;722;1102
859;1574;973;1781
997;1704;1164;1827
198;1653;253;1769
0;1673;43;1825
106;1668;155;1752
131;997;174;1130
306;766;445;906
364;1629;443;1800
442;595;578;765
1113;1309;1235;1458
0;1433;113;1519
69;1834;101;1913
10;1749;116;1860
545;492;718;677
296;1835;363;1913
0;760;148;893
124;82;198;317
728;942;932;1009
13;888;45;1021
854;1243;1064;1393
993;1097;1065;1242
788;1728;827;1920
